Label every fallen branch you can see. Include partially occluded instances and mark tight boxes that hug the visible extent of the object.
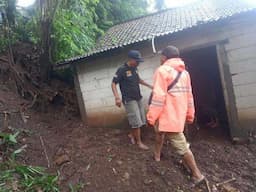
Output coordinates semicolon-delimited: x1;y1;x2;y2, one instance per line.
205;178;212;192
27;94;38;109
216;178;236;187
39;135;50;168
3;111;9;130
20;111;28;124
192;178;212;192
0;57;8;63
0;110;19;114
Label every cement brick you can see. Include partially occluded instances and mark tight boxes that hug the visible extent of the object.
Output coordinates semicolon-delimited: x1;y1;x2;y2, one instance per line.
86;106;105;113
225;33;256;51
227;45;256;63
86;104;125;115
80;77;112;92
98;78;112;88
169;18;255;53
236;95;256;109
80;79;100;92
139;58;159;70
79;66;109;82
86;69;109;81
230;57;256;74
223;19;256;38
84;99;103;110
109;68;117;77
139;67;155;80
109;63;124;77
232;71;256;86
83;88;113;102
238;107;256;120
102;97;116;107
234;83;256;98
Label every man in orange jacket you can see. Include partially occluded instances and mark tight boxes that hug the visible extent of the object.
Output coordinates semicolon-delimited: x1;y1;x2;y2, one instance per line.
147;46;205;184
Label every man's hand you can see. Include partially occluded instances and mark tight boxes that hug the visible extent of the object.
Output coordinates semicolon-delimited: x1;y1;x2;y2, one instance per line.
186;119;194;125
147;120;159;133
147;122;153;128
147;120;155;128
115;97;122;107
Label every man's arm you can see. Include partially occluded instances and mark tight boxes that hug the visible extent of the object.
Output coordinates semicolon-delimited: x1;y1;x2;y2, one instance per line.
186;74;195;124
139;78;153;89
111;82;122;107
112;67;122;108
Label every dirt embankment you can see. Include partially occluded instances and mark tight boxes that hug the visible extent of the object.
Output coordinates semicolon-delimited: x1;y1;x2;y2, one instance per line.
1;85;255;191
0;44;256;192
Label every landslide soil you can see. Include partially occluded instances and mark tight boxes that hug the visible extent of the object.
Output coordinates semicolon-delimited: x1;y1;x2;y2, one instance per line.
0;48;255;192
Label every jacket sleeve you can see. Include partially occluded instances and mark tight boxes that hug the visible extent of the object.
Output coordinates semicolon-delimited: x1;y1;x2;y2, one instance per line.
147;68;168;125
186;73;195;123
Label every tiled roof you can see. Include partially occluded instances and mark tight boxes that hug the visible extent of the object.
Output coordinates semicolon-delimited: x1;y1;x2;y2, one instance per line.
58;0;256;65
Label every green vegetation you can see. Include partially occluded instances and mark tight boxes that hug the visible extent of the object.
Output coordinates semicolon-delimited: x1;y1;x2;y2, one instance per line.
0;131;60;191
0;162;59;192
0;0;148;80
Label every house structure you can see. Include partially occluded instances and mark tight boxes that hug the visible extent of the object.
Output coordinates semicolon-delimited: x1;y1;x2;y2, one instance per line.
57;0;256;138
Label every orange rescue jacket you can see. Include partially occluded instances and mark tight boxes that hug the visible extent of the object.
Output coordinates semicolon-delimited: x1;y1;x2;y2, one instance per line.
147;58;195;133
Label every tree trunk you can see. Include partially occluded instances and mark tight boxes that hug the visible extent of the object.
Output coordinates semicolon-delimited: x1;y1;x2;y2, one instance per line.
39;19;52;82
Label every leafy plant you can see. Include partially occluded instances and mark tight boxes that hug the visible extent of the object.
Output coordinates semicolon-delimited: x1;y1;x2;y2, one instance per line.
0;162;60;192
52;6;100;62
0;132;19;146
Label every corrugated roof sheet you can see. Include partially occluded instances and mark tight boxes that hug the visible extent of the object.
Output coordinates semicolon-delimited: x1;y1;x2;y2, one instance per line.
58;0;256;65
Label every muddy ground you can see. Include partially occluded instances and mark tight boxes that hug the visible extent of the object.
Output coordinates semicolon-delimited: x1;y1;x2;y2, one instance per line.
0;74;256;192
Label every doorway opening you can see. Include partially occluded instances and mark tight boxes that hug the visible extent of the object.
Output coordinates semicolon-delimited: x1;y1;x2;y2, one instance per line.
181;46;229;135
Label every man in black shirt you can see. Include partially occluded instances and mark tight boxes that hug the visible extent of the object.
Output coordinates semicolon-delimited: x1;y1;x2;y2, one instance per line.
111;50;153;150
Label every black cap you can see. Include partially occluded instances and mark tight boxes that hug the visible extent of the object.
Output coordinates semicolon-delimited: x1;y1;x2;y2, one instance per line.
128;50;144;63
161;46;180;59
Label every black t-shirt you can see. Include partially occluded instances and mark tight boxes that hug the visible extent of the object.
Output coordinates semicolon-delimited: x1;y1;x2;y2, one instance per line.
112;63;142;103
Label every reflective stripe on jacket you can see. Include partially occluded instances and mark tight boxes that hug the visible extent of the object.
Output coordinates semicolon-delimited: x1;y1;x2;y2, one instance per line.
147;58;195;133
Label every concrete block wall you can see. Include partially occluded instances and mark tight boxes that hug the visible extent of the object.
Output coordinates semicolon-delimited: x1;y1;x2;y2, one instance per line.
76;12;256;133
224;17;256;132
152;12;256;133
76;53;132;128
